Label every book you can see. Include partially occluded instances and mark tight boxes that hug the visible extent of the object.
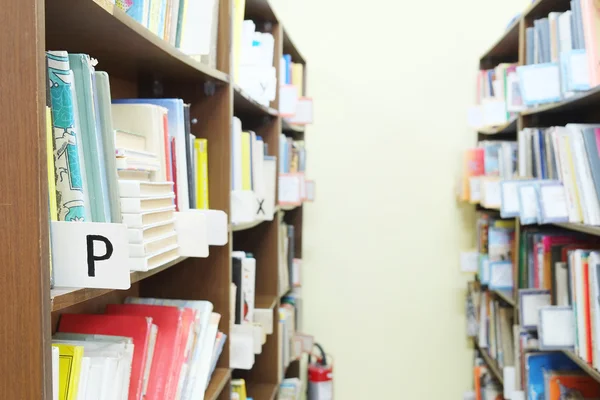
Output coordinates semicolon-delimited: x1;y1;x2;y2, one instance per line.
194;138;209;209
122;207;176;228
58;313;155;400
120;194;176;213
46;51;88;222
53;343;84;400
119;181;174;198
128;221;176;243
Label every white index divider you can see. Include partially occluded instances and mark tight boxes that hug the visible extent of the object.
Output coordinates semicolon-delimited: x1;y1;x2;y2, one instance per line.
517;63;562;106
566;49;590;91
481;177;501;209
287;97;313;125
51;221;130;289
305;180;315;202
192;209;228;246
279;173;302;205
279;84;299;117
231;190;257;224
482;98;508;127
500;180;521;218
230;324;256;370
174;211;209;257
503;366;516;399
252;325;263;354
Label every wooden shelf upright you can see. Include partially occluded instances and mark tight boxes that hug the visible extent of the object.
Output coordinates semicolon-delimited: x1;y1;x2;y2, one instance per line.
3;0;310;399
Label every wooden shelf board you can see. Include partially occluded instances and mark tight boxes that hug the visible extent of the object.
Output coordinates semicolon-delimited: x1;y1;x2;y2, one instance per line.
562;350;600;383
492;290;516;307
523;0;572;21
521;85;600;117
245;382;278;400
554;222;600;236
477;117;517;135
282;28;305;64
51;256;188;312
282;119;305;135
234;84;279;118
279;203;301;211
479;17;520;67
256;294;278;310
45;0;228;83
205;368;231;400
473;339;504;385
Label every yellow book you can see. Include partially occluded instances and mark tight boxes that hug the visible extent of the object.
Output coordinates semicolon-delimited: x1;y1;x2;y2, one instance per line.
232;0;247;83
291;63;304;96
53;343;84;400
231;379;247;400
241;132;252;190
46;107;58;221
194;138;210;209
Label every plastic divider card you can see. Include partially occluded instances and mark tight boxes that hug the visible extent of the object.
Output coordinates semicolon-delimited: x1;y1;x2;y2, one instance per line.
469;177;481;203
481;98;508;127
563;49;590;92
174;211;209;257
517;63;562;106
489;261;513;290
479;255;490;285
287;97;313;125
500;180;522;218
51;221;131;289
536;180;569;223
519;289;551;330
193;209;228;246
231;190;257;224
518;180;541;225
279;85;299;117
538;306;575;350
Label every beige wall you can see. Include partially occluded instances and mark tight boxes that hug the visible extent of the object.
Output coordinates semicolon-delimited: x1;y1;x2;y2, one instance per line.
271;0;529;397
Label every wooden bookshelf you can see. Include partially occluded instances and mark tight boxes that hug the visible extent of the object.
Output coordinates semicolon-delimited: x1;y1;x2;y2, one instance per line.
471;0;600;394
6;0;310;398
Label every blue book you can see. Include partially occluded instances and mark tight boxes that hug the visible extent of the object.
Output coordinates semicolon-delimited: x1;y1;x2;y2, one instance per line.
158;0;167;38
582;128;600;202
283;54;292;84
526;352;579;400
116;0;149;26
69;54;111;223
113;98;189;210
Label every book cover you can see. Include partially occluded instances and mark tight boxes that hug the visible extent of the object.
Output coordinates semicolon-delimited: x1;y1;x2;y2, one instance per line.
194;138;209;209
525;352;580;400
53;343;84;400
105;304;186;400
183;105;195;208
546;372;600;399
46;51;87;222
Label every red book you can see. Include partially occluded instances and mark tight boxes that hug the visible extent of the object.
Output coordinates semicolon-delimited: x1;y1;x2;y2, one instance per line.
106;304;185;400
162;112;172;182
170;136;178;211
58;314;153;400
171;308;195;398
584;257;594;364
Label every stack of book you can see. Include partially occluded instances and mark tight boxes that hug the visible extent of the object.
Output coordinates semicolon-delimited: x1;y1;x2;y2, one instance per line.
115;0;220;66
476;289;515;370
460;140;517;207
233;16;276;105
279;136;306;175
475;63;522;127
476;213;515;290
497;125;600;224
52;297;225;400
231;117;277;224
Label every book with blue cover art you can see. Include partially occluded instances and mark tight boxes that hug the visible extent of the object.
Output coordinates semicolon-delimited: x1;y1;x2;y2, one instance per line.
47;51;88;222
525;351;580;400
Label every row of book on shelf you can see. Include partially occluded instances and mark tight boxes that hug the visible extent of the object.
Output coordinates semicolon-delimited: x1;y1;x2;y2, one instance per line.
46;50;315;287
469;0;600;129
465;208;600;399
460;123;600;227
52;297;225;400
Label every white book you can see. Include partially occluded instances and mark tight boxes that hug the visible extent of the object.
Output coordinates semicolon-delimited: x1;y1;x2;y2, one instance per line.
243;256;256;324
52;346;59;400
120;194;175;213
119;180;174;198
194;313;220;400
85;357;107;400
128;245;180;272
143;324;158;398
128;220;176;243
252;136;265;198
79;357;91;400
554;128;583;222
232;117;243;191
121;207;176;228
99;357;119;400
567;124;600;224
129;231;178;257
179;0;217;56
118;169;152;182
111;104;168;181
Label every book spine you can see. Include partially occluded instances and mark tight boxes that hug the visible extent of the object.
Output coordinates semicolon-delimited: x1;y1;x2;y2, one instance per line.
194;139;209;209
171;136;178;211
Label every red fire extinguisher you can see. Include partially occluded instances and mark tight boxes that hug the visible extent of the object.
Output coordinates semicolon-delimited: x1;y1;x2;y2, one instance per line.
308;343;333;400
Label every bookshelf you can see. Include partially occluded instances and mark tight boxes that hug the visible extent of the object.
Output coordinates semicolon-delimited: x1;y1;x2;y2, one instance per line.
5;0;311;398
466;0;600;397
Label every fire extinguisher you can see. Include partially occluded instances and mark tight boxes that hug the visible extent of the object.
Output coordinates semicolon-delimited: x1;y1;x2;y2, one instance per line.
308;343;333;400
